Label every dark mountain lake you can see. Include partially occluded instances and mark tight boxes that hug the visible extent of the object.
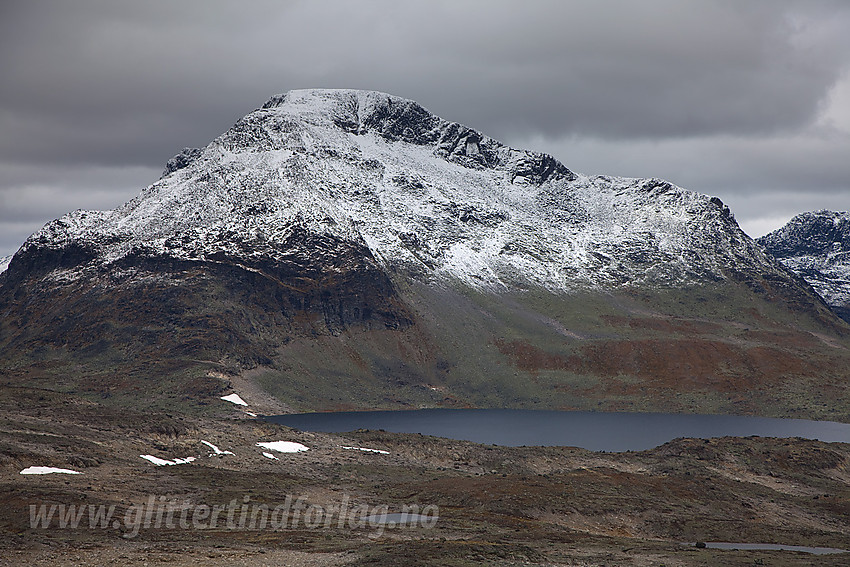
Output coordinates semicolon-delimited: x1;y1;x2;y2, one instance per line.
265;409;850;452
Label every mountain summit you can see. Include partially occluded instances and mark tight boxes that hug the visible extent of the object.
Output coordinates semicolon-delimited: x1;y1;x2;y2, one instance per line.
1;89;848;418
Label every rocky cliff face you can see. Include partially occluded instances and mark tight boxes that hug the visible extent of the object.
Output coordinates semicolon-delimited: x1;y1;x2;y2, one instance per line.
758;211;850;323
1;90;848;418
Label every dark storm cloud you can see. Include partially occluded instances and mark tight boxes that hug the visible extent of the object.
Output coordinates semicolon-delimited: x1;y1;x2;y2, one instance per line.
3;0;848;164
410;0;850;140
0;162;158;254
1;0;849;256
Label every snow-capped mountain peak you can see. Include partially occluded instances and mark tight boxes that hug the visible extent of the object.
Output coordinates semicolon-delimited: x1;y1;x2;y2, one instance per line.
16;89;775;292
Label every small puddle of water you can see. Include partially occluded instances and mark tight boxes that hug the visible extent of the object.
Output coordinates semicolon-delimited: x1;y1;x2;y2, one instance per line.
691;542;849;554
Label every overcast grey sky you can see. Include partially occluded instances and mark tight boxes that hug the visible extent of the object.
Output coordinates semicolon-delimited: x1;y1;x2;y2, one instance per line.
1;0;849;257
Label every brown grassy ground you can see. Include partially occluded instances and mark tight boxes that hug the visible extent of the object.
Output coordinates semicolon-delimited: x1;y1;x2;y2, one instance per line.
2;385;849;566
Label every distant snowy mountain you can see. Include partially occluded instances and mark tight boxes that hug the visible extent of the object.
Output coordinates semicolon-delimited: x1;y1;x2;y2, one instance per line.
0;255;11;275
2;89;847;418
758;210;850;322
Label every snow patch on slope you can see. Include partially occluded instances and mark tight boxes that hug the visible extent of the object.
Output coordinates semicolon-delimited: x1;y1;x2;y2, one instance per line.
257;441;309;453
201;440;234;456
342;446;390;455
20;466;82;475
220;393;248;406
140;455;196;466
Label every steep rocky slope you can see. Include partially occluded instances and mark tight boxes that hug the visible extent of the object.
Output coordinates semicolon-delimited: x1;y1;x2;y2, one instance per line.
758;210;850;323
1;90;848;418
